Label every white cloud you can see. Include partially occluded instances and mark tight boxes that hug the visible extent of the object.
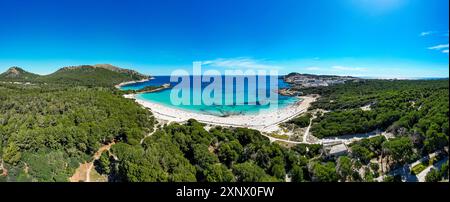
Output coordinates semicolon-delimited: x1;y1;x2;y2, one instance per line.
420;31;433;37
420;31;449;54
202;58;280;70
428;44;449;50
331;65;367;72
419;31;449;37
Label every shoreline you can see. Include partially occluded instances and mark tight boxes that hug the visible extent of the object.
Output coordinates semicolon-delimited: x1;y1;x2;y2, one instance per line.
124;94;316;133
114;77;154;89
135;83;171;93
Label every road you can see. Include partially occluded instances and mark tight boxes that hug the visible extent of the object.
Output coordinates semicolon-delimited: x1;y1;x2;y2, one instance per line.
416;157;448;182
69;142;115;182
375;152;447;182
302;118;313;143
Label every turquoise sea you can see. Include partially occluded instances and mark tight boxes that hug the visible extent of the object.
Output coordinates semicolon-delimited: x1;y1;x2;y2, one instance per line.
121;76;298;117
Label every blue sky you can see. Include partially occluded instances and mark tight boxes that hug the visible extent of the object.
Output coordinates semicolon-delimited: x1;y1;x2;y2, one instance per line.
0;0;448;78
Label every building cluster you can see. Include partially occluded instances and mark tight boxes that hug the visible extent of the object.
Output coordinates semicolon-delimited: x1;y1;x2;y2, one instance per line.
284;74;357;88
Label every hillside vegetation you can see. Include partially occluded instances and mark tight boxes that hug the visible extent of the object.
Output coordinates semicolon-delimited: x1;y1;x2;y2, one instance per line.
304;79;448;154
0;65;149;87
43;65;148;87
0;67;40;82
0;83;154;181
107;120;324;182
0;69;448;182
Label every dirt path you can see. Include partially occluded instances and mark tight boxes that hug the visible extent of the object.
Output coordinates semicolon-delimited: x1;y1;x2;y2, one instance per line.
139;119;167;144
69;142;115;182
140;122;161;144
70;115;159;182
0;160;7;176
374;151;445;182
302;118;313;143
140;131;154;144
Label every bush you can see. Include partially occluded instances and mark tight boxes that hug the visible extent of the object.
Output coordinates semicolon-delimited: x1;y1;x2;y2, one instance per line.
425;169;442;182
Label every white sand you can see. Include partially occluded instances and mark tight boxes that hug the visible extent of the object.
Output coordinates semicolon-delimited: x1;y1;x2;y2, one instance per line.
124;94;316;133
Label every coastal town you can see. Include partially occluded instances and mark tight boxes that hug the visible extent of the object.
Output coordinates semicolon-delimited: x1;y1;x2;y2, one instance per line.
283;73;358;87
278;73;360;96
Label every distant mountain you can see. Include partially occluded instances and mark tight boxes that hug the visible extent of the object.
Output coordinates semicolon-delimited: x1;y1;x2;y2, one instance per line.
93;64;148;79
0;67;41;81
44;65;150;87
0;64;150;87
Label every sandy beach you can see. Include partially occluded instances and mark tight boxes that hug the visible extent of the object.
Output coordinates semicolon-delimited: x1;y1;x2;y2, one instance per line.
124;94;316;133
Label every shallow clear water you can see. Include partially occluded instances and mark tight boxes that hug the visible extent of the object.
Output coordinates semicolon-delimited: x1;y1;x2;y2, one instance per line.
121;76;298;116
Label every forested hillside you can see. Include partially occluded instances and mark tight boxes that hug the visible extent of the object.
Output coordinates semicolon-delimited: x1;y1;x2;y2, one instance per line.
0;72;448;182
43;65;148;87
0;65;149;87
0;82;330;182
104;119;325;182
303;79;448;162
0;83;154;181
0;67;40;82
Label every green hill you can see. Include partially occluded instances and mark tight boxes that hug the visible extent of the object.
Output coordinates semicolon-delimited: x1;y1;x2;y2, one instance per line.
0;64;149;87
42;65;149;87
0;67;41;82
93;64;148;79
